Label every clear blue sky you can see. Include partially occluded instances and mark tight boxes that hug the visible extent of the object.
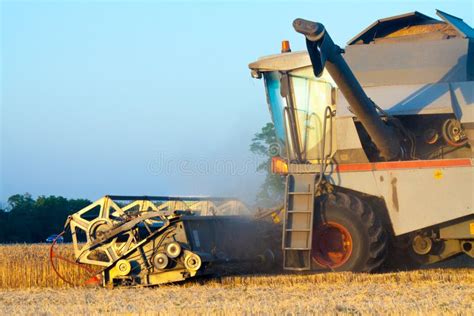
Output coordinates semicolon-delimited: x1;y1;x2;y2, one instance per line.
1;0;472;203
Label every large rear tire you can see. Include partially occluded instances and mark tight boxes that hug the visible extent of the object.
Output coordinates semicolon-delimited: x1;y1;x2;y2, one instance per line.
312;192;387;272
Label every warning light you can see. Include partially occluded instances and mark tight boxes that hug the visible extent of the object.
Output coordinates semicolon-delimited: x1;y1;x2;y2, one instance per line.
272;156;288;175
281;40;291;53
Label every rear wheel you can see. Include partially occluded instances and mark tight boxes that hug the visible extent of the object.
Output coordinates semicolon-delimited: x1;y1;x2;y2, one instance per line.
312;192;387;272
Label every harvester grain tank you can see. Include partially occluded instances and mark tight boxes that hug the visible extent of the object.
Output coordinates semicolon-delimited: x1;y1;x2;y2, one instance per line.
249;10;474;271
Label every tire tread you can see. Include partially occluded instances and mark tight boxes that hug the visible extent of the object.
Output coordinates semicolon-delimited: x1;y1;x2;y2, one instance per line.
322;192;387;272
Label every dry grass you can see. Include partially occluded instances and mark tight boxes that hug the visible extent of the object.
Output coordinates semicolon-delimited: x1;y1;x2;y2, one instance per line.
0;244;92;288
0;244;473;315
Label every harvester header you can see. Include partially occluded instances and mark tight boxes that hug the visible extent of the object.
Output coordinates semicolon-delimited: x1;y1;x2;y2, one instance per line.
50;195;277;287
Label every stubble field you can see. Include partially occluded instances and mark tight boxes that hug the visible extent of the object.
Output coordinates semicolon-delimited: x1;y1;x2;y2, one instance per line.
0;244;473;315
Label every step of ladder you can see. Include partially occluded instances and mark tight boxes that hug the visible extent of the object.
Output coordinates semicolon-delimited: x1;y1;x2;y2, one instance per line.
287;210;312;214
282;174;316;271
288;192;312;195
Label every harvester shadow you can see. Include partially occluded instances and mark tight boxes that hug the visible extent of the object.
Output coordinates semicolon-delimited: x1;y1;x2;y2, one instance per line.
190;253;472;286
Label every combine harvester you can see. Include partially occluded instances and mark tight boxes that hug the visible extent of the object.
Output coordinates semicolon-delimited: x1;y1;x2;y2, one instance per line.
52;10;473;287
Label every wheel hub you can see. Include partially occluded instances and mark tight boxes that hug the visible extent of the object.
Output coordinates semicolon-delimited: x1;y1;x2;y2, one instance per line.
312;221;353;268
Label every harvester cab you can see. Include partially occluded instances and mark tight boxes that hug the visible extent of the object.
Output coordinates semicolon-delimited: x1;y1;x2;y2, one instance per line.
250;10;474;271
250;51;337;165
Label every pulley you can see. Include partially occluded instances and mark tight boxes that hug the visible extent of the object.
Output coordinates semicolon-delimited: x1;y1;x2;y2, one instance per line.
442;118;468;147
184;253;202;271
153;253;169;270
412;235;433;255
165;242;182;258
116;259;131;276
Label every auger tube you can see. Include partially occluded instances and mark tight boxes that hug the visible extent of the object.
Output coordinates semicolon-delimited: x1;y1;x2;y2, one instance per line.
293;18;402;161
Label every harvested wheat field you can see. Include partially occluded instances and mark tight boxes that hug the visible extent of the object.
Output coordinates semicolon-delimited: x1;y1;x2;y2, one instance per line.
0;244;473;315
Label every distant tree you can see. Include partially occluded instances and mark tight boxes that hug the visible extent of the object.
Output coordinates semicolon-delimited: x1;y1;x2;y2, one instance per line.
0;193;91;243
250;122;285;207
0;208;7;242
8;193;35;213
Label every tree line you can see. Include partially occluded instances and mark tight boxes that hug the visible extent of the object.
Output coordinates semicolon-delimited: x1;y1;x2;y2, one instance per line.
0;194;90;243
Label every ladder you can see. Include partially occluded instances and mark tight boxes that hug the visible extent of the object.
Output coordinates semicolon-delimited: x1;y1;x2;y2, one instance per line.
282;174;316;270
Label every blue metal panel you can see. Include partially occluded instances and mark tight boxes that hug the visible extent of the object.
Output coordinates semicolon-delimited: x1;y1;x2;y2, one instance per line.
263;72;287;146
437;10;474;39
